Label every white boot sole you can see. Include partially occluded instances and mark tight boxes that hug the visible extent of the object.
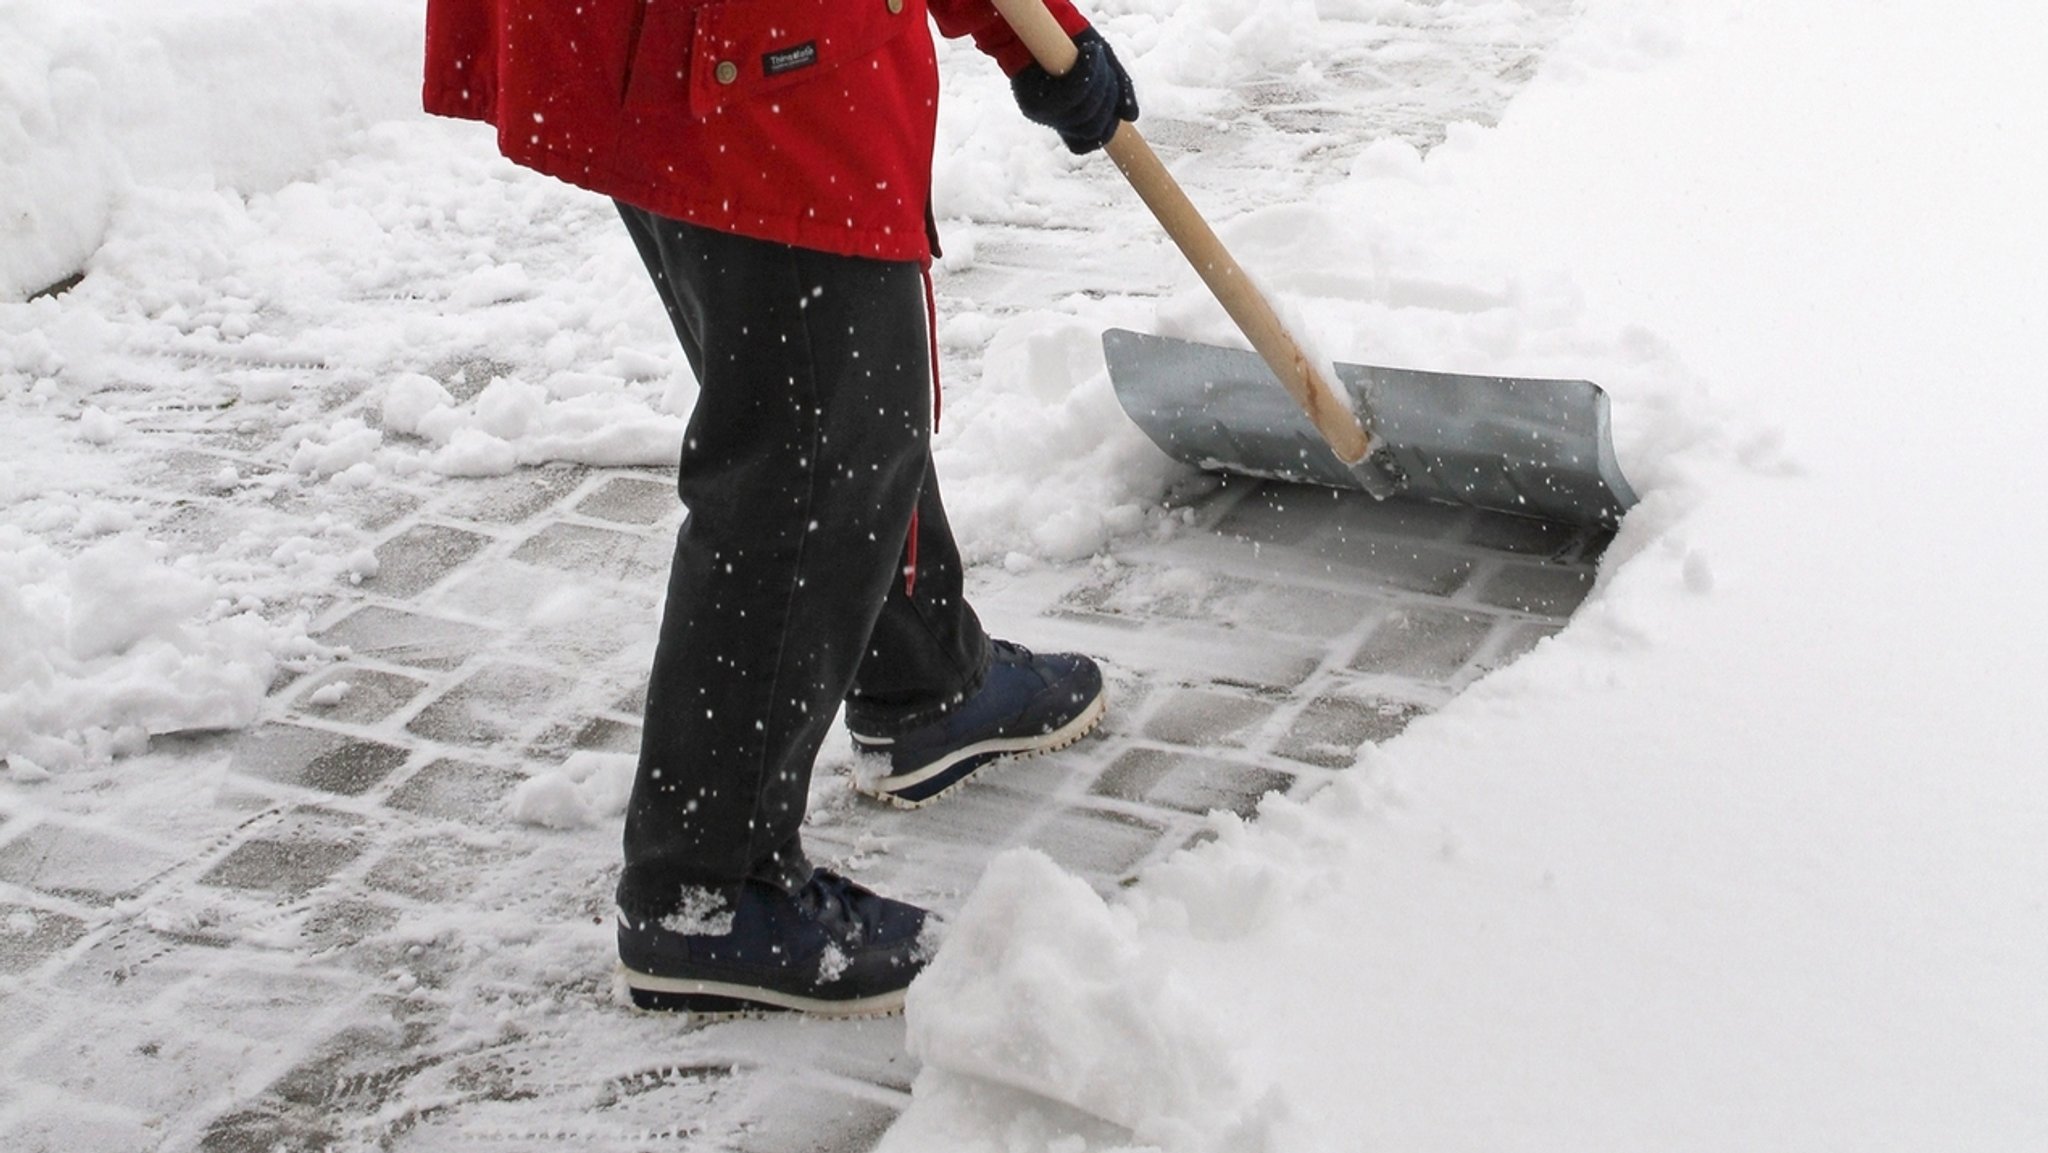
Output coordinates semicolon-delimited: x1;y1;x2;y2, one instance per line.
852;687;1108;810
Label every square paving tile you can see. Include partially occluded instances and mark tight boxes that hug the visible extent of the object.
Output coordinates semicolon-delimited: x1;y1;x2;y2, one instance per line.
318;605;498;671
1311;535;1476;597
264;1023;414;1112
576;475;679;525
1276;696;1428;767
365;837;501;902
201;836;363;897
369;523;494;599
1021;805;1169;881
1481;619;1565;670
385;759;527;823
153;499;251;551
300;897;404;952
434;462;589;524
1060;563;1382;644
1460;508;1587;558
406;662;578;748
510;521;668;582
220;724;411;797
1349;604;1497;681
431;355;519;401
1209;495;1479;595
301;740;412;796
533;715;643;759
1227;583;1386;640
267;485;420;535
1141;688;1278;748
1474;562;1596;618
1093;748;1295;818
289;667;429;725
0;905;90;974
199;1101;345;1151
0;825;182;904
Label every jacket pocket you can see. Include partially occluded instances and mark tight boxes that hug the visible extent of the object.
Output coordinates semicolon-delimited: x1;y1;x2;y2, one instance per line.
623;0;919;121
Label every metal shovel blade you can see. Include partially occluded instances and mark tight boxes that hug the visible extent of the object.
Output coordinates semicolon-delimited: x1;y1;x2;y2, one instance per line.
1104;328;1638;530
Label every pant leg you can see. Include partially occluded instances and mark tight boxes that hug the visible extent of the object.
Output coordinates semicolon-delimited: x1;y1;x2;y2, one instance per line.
614;205;984;916
844;468;990;736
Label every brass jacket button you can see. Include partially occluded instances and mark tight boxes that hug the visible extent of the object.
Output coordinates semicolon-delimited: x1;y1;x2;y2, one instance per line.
715;60;739;85
887;0;903;13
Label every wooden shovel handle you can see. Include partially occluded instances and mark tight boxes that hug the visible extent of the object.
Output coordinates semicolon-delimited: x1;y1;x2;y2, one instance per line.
989;0;1376;465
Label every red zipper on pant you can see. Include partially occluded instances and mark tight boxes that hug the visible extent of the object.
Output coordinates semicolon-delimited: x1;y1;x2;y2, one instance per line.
904;266;943;597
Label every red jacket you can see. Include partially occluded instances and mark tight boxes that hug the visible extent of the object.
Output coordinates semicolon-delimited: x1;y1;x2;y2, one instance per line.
423;0;1088;262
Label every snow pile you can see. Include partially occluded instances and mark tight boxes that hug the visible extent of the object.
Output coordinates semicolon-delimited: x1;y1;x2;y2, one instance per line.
378;372;686;479
895;0;2048;1149
933;317;1181;561
279;369;689;486
505;751;637;830
0;532;282;772
0;0;423;301
900;850;1291;1153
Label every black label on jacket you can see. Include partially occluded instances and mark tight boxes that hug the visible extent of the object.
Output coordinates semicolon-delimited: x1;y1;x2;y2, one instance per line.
762;42;818;77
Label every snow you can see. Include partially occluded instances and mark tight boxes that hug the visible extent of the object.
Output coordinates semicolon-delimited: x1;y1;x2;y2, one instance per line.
5;0;2047;1148
903;849;1290;1152
892;2;2048;1149
0;530;284;772
0;0;424;302
505;750;636;831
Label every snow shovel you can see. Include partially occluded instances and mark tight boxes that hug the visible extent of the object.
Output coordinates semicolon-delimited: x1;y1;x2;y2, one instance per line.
991;0;1637;530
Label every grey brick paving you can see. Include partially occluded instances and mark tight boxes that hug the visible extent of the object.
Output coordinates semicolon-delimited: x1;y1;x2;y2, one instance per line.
0;907;88;975
318;605;496;671
404;661;581;748
0;8;1602;1151
578;475;683;525
0;824;183;905
288;667;430;726
370;522;495;599
384;758;527;822
437;462;592;525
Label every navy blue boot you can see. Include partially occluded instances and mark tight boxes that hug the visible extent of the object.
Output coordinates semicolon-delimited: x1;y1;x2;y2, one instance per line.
849;640;1107;807
618;868;931;1017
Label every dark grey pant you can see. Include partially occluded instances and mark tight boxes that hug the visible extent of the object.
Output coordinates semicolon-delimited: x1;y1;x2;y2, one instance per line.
613;204;988;919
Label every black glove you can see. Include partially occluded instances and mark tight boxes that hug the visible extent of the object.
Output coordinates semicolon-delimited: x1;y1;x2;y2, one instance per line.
1010;28;1139;155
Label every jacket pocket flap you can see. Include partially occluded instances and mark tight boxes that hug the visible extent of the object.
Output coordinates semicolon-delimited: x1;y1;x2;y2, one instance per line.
625;0;918;121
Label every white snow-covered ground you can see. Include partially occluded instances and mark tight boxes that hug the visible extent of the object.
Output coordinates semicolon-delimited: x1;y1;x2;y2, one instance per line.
5;0;2047;1150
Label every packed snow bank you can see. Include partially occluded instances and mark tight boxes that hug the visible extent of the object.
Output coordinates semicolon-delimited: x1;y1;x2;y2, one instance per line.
893;1;2048;1149
0;0;423;300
